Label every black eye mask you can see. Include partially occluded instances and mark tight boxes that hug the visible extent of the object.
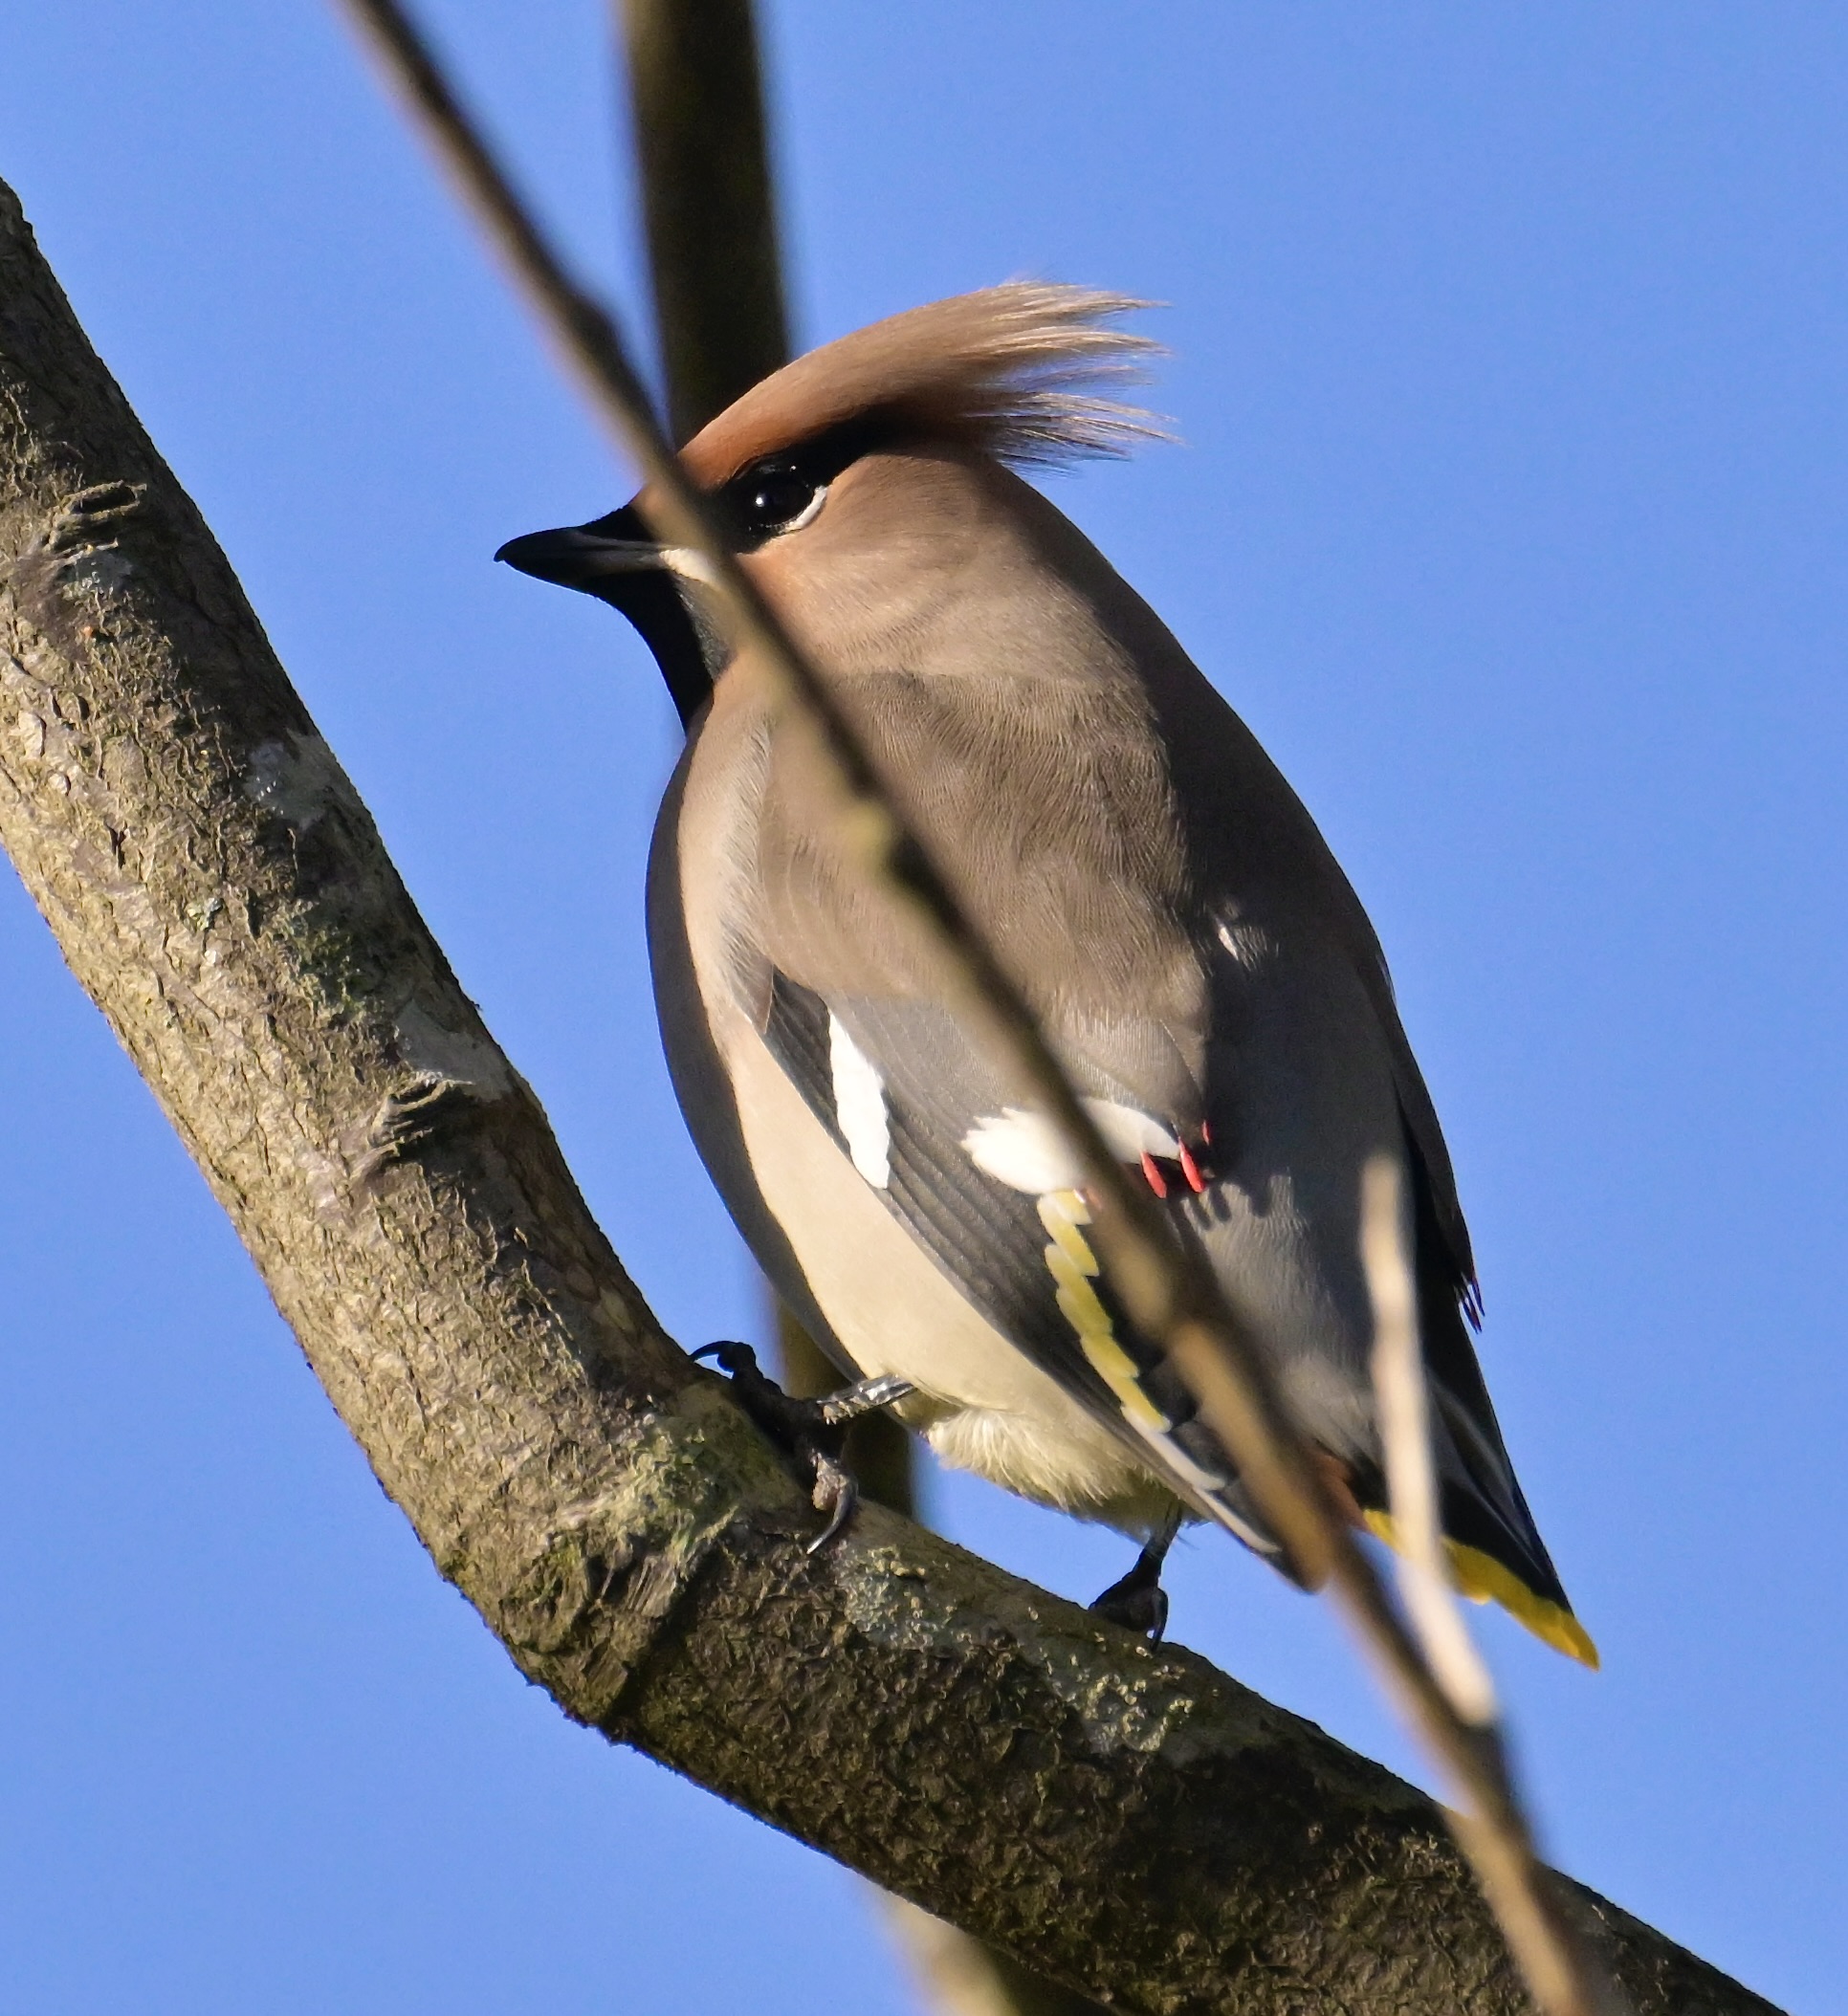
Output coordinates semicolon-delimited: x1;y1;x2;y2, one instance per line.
714;416;890;549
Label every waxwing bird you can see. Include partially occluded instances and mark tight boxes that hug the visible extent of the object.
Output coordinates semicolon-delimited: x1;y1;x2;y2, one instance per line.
497;283;1595;1663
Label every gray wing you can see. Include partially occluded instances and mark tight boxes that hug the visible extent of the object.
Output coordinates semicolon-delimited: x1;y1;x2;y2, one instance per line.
768;945;1574;1616
759;964;1288;1562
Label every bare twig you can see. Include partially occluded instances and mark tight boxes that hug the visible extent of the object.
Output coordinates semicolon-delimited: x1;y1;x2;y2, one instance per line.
331;5;1618;2007
1362;1154;1499;1725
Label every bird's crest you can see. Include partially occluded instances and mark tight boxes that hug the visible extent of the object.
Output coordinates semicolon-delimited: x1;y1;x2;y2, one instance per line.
680;282;1167;485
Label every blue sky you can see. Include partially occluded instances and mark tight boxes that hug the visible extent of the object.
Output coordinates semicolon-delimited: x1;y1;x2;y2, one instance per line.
3;6;1843;2011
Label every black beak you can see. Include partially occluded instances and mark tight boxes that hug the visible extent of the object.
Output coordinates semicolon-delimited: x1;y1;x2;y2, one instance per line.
496;502;718;731
495;502;665;593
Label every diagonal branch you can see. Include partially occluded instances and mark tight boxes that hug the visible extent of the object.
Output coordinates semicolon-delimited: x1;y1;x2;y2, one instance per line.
0;175;1776;2016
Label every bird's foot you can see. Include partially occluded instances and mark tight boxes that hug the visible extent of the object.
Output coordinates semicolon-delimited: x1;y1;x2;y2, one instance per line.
1089;1509;1183;1641
691;1342;913;1552
1090;1554;1170;1641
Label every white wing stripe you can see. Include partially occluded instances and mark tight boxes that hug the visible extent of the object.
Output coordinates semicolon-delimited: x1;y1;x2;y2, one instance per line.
827;1013;891;1188
960;1100;1179;1194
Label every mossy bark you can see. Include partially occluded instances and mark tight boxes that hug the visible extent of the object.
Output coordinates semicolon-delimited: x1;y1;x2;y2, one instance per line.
0;176;1779;2016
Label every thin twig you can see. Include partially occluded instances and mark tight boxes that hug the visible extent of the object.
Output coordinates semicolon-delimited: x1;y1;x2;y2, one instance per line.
330;5;1618;2008
1362;1154;1499;1725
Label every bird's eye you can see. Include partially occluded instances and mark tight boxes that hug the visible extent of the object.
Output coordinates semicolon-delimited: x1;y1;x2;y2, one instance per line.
735;461;825;539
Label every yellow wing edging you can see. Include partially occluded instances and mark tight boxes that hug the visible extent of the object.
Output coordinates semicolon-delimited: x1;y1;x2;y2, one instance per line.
1038;1189;1173;1435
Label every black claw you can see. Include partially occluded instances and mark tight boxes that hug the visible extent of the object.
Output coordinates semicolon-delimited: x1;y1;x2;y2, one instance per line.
806;1452;858;1553
691;1341;910;1552
689;1340;814;1445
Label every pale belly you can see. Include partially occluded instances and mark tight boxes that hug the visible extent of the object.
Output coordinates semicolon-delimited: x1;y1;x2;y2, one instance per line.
719;1007;1182;1539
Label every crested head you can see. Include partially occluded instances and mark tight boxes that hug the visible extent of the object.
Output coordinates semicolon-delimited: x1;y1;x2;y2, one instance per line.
498;283;1168;728
679;282;1166;487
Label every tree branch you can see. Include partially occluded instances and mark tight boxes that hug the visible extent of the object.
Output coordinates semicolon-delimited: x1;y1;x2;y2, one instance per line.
618;0;790;443
0;175;1777;2016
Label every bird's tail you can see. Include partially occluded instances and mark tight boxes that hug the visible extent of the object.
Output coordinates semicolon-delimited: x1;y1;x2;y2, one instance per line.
1375;1284;1600;1668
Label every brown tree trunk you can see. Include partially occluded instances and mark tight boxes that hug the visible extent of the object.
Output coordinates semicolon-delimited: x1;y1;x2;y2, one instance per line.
0;176;1779;2016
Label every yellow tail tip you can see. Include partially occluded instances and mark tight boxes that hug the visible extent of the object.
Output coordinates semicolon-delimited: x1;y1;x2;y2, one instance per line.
1362;1511;1600;1669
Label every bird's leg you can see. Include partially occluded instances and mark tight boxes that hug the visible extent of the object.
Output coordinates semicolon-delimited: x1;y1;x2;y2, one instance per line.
690;1342;913;1552
1089;1505;1184;1642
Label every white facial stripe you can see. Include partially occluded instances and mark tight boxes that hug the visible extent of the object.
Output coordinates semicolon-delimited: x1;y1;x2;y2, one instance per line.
827;1014;891;1189
960;1101;1180;1194
779;483;827;533
659;546;723;588
657;482;826;585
